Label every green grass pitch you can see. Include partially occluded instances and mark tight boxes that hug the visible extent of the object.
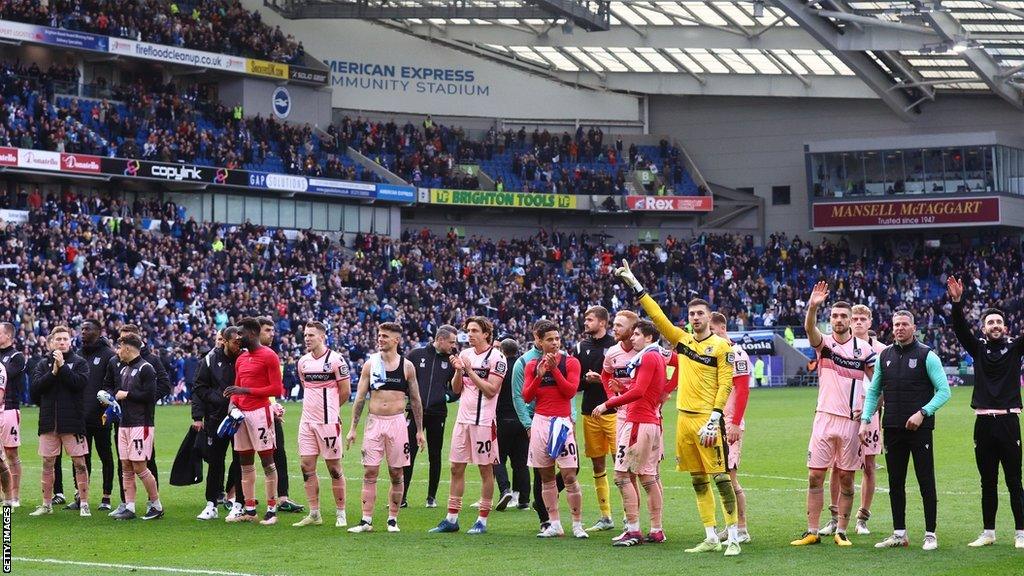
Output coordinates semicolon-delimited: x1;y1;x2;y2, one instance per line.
9;386;1024;575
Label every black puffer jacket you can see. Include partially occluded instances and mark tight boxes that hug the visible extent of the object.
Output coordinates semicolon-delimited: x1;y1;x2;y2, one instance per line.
31;351;90;435
79;338;116;428
109;355;157;428
191;347;236;430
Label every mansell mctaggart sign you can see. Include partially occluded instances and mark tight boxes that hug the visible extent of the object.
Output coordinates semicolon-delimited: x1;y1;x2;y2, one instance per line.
813;197;1001;231
430;189;577;209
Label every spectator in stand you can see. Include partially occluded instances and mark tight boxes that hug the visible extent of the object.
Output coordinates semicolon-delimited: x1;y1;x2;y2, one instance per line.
1;0;304;64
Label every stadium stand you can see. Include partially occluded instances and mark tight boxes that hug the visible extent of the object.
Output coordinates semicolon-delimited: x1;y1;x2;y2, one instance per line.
0;0;305;64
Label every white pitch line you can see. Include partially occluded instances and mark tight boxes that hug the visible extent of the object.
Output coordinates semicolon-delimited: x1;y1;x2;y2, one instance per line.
14;557;274;576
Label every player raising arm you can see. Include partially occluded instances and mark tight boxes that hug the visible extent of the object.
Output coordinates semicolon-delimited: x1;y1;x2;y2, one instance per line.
793;282;875;547
614;261;740;556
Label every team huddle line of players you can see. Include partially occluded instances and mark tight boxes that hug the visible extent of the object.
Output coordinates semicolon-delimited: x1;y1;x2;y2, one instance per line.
11;265;1024;554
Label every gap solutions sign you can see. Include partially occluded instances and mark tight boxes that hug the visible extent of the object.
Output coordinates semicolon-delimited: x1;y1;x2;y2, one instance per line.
429;189;577;210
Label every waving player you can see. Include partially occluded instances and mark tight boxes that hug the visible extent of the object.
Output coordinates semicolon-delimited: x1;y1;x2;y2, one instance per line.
615;261;741;556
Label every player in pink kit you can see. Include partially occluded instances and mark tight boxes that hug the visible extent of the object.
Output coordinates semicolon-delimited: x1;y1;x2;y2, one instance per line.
346;322;425;534
430;316;508;536
523;320;587;539
792;282;876;547
601;310;641;538
602;311;640;430
709;313;752;543
223;317;286;526
292;321;351;529
594;320;667;547
821;306;887;537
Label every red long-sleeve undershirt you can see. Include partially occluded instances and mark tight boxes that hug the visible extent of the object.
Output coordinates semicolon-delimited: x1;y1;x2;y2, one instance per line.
730;373;750;426
523;354;580;418
605;350;665;424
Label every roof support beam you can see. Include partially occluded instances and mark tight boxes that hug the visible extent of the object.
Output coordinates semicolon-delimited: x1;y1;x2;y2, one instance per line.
815;9;935;34
771;0;921;120
974;0;1024;20
552;70;874;97
921;9;1024;109
394;20;936;51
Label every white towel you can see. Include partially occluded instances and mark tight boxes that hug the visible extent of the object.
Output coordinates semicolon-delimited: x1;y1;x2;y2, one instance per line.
368;352;388;390
626;343;663;377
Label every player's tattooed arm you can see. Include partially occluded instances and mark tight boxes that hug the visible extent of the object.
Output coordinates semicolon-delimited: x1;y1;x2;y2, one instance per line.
406;360;426;447
347;362;371;447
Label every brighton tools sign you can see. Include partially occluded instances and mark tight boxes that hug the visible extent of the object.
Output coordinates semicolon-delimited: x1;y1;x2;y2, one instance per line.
429;189;577;210
812;197;1001;230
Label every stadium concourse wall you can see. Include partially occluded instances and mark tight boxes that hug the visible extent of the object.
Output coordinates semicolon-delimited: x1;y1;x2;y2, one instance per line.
649;94;1024;239
219;76;333;129
241;0;641;122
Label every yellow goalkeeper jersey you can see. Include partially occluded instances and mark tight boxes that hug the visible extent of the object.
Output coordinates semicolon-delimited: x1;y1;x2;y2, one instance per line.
638;294;734;414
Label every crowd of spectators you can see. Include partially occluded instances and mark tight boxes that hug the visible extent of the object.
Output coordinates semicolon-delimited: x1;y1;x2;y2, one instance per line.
0;64;381;182
1;61;689;193
0;0;305;64
0;193;1019;403
325;115;693;194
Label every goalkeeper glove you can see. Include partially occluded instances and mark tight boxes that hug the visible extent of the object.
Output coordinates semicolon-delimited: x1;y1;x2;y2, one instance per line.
698;411;722;448
217;407;245;438
614;260;646;296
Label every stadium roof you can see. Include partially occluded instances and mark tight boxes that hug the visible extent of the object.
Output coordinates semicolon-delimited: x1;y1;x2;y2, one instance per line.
298;0;1024;120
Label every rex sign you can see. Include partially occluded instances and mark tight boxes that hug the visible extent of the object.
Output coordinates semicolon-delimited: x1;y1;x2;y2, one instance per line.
813;197;1001;231
625;195;713;212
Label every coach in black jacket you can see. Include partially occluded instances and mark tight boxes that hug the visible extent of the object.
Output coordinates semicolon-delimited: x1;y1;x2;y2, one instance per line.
948;277;1024;547
191;327;241;518
402;325;458;507
29;325;91;515
58;320;117;511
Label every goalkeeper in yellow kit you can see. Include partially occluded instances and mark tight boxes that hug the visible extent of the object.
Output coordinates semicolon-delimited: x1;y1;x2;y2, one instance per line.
615;260;742;557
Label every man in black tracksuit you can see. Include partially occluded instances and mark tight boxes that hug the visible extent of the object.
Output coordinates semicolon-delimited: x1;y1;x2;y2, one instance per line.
104;325;170;517
494;338;529;510
403;325;458;507
29;326;90;516
191;327;241;519
0;322;26;505
573;306;617;529
948;277;1024;547
860;310;950;549
107;333;163;520
63;320;117;511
